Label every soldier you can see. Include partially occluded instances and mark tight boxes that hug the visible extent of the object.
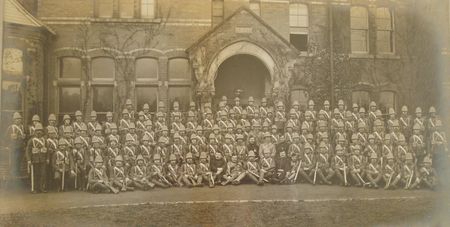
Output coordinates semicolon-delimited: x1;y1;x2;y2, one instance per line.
155;137;169;161
142;103;152;121
165;154;183;187
148;154;170;188
104;112;114;136
47;114;58;135
26;123;49;193
426;106;438;134
349;145;367;187
332;145;348;186
300;143;315;184
53;138;74;192
316;142;333;185
244;150;262;185
322;100;332;122
110;155;134;192
29;114;41;137
416;156;438;190
180;153;201;187
413;107;425;133
87;111;100;136
274;101;286;132
72;137;88;191
87;156;118;193
399;106;412;138
210;151;226;184
430;120;448;172
130;155;156;190
368;101;377;129
125;99;135;120
119;109;131;134
46;126;59;189
73;110;86;136
59;115;72;137
139;134;153;163
365;153;382;188
6;112;26;176
122;134;137;168
260;148;276;184
401;153;418;190
259;97;269;118
89;136;105;170
170;133;187;163
382;153;398;190
259;132;276;159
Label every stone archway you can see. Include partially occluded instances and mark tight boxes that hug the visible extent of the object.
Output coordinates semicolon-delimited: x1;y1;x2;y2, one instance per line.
214;54;271;104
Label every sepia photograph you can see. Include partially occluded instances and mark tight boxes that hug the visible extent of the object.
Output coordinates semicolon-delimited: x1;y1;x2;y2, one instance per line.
0;0;449;226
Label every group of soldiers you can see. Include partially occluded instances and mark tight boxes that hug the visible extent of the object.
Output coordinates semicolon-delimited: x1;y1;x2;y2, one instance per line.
5;96;448;194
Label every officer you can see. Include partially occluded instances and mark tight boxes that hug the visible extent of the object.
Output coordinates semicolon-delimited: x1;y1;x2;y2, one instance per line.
26;123;49;193
6;112;26;176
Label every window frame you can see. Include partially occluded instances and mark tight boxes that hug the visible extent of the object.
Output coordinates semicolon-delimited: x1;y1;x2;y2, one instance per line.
96;0;114;18
119;0;135;19
168;58;192;84
350;6;370;54
135;85;159;114
91;85;115;117
212;0;224;25
135;57;159;82
376;7;395;54
351;90;371;107
58;86;82;119
91;57;116;82
289;3;309;52
141;0;156;19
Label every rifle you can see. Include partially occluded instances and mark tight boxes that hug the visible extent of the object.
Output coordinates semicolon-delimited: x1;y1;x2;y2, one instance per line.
407;170;414;188
30;163;34;192
248;170;269;183
343;163;347;186
313;162;319;184
386;173;393;188
74;163;78;189
293;160;303;182
62;163;65;191
356;172;369;186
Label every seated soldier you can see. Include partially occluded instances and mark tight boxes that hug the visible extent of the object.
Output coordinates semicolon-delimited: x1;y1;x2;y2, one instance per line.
87;156;118;194
272;150;291;184
197;152;214;187
165;154;183;187
131;155;156;190
332;145;349;186
222;154;245;186
383;153;399;190
414;156;438;190
149;154;171;188
301;143;314;184
366;153;382;188
210;152;226;184
244;150;262;185
181;153;201;187
110;155;134;192
260;149;276;184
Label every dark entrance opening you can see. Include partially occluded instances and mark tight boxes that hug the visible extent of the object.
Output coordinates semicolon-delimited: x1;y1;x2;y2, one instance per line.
214;54;270;105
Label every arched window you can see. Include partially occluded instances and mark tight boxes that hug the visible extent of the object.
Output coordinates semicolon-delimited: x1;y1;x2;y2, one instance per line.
289;3;308;51
135;58;158;79
60;57;82;79
92;57;115;79
376;8;394;53
168;58;190;80
141;0;155;19
351;7;369;53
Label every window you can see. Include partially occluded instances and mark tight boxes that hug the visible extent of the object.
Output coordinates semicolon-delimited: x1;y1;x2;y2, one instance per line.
169;87;191;110
3;48;23;76
250;1;260;16
289;3;308;51
93;86;114;113
379;91;396;111
168;58;190;80
97;0;113;18
352;90;370;107
120;0;135;18
351;7;369;53
59;87;81;114
60;57;82;79
92;57;115;79
136;87;158;112
1;81;22;111
376;8;394;53
136;58;158;79
212;0;224;25
141;0;155;19
290;89;308;110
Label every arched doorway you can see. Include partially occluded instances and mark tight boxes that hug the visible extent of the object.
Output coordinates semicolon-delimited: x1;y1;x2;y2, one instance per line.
214;54;270;105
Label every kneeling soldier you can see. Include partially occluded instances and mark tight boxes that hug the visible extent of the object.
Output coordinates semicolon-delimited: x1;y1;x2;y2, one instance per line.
87;156;118;194
401;153;417;190
415;156;438;190
111;155;134;192
332;145;349;186
366;153;382;188
260;149;275;184
383;153;399;190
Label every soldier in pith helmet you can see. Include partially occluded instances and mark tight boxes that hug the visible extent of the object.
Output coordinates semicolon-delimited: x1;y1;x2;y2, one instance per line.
7;112;26;176
416;156;438;190
53;138;75;192
88;156;116;193
87;111;101;137
142;103;151;121
110;155;134;192
165;154;183;187
29;114;41;137
72;137;88;191
125;99;135;120
399;105;412;138
132;154;156;190
26;123;49;193
73;110;86;136
414;107;425;132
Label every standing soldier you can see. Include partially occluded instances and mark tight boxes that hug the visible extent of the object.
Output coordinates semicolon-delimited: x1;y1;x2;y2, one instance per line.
322;100;332;122
26;123;49;193
274;101;286;132
399;106;412;139
413;107;425;133
125;99;135;120
53;138;74;192
430;120;448;173
47;114;58;135
29;114;41;137
59;115;72;137
73;110;86;136
368;101;377;131
73;137;87;191
142;103;152;121
46;126;59;189
6;112;26;176
260;97;269;119
87;111;100;137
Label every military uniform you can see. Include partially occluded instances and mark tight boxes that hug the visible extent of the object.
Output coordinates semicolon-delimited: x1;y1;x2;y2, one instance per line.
26;123;49;193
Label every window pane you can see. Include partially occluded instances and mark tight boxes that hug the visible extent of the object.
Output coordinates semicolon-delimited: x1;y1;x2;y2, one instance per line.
169;58;190;80
212;0;224;17
136;87;158;112
92;58;115;79
98;0;113;18
290;90;308;109
376;8;392;30
136;58;158;79
290;34;308;51
169;87;191;110
351;7;368;29
1;80;22;110
379;91;395;110
351;30;368;52
290;4;308;28
352;91;370;107
60;57;82;79
93;86;114;112
120;0;134;18
377;31;392;53
141;0;155;18
3;48;23;76
60;87;80;113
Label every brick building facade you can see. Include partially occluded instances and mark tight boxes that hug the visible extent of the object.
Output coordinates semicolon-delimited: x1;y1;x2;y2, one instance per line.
1;0;450;131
